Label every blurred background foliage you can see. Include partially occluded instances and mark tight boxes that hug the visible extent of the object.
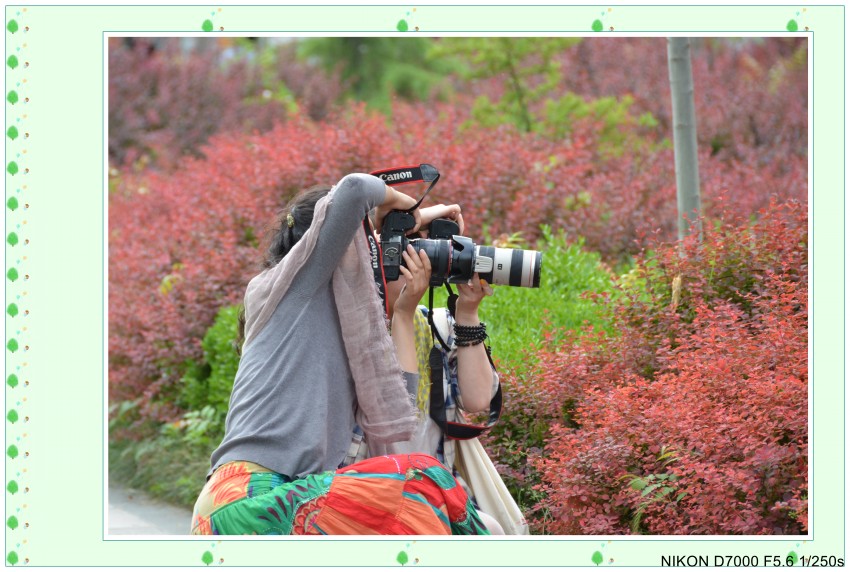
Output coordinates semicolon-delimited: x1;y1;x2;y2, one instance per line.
108;36;808;534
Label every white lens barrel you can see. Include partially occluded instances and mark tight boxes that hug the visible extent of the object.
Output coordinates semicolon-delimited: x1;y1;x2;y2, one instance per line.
475;245;542;288
491;248;514;286
474;256;493;273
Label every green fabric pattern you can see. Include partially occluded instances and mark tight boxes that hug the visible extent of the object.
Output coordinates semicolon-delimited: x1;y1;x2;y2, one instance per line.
210;472;333;535
451;498;491;535
422;464;459;490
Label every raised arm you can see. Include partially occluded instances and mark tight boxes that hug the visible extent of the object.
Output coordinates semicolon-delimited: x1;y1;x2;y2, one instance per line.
295;173;419;289
391;245;432;372
453;275;497;413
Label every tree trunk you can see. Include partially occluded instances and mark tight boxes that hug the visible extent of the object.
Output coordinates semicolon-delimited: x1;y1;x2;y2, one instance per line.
667;37;702;243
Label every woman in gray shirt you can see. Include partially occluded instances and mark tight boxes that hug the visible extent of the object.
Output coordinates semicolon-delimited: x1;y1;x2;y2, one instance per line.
190;173;490;535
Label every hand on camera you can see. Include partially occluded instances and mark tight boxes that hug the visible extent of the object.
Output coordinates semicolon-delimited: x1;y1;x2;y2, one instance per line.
455;273;494;324
394;245;432;318
417;204;464;237
375;186;421;236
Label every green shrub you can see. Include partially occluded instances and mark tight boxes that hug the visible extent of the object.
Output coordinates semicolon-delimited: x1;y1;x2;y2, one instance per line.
109;421;212;509
179;304;241;419
541;93;665;157
109;405;226;509
111;305;243;509
426;226;615;373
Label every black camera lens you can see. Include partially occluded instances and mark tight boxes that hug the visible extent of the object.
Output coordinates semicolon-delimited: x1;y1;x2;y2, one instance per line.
410;238;452;287
410;238;542;289
382;214;542;289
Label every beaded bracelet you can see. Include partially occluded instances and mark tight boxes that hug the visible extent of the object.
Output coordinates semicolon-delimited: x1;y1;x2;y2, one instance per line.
454;321;487;347
453;321;486;334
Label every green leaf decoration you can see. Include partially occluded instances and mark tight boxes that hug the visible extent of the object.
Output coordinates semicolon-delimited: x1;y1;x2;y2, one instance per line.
7;197;18;210
202;19;213;32
787;552;799;565
7;304;18;317
7;126;18;140
7;161;18;175
7;410;18;424
7;339;18;353
7;232;18;246
6;445;18;459
6;480;18;494
396;551;409;565
7;268;18;282
6;91;18;105
6;516;18;530
6;374;18;388
787;19;799;32
396;19;408;32
201;551;213;566
592;551;604;566
592;19;604;32
7;20;18;34
6;551;18;566
6;56;17;69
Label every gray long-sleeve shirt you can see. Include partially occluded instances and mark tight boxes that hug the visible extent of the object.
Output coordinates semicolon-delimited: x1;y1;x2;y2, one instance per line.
208;173;392;479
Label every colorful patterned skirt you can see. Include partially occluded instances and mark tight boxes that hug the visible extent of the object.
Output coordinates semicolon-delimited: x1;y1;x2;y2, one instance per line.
191;453;490;535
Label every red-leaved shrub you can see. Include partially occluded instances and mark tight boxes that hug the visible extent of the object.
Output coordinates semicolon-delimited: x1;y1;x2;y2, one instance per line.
501;199;807;534
108;38;285;170
110;87;807;428
552;37;807;161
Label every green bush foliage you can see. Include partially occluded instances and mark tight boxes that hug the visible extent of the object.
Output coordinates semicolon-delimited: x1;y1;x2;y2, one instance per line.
109;405;217;508
110;305;243;508
179;304;241;419
431;37;581;133
298;37;459;112
430;227;615;371
541;93;666;158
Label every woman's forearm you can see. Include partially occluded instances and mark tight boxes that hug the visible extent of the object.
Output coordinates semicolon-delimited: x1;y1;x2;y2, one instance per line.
391;310;418;373
454;309;495;413
382;185;417;210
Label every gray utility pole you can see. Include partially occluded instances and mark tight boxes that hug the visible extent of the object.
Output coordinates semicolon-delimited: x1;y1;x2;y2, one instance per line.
667;37;702;242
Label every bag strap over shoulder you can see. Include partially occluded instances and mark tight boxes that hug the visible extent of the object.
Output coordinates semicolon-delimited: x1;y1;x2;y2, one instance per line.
427;307;502;440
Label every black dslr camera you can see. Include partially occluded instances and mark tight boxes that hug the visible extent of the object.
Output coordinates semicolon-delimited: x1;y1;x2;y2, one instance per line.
380;211;541;289
373;163;542;289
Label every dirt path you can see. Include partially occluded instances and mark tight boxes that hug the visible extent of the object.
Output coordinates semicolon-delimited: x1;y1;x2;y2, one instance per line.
108;481;194;535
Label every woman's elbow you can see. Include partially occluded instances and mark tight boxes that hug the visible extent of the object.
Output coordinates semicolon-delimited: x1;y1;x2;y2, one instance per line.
461;394;491;414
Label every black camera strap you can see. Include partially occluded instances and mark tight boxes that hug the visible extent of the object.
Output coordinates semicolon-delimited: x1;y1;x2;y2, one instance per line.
444;282;458;320
362;216;389;318
366;163;441;317
370;163;441;210
428;343;503;440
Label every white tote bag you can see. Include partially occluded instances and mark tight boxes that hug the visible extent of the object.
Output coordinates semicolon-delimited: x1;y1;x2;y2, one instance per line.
455;436;530;535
